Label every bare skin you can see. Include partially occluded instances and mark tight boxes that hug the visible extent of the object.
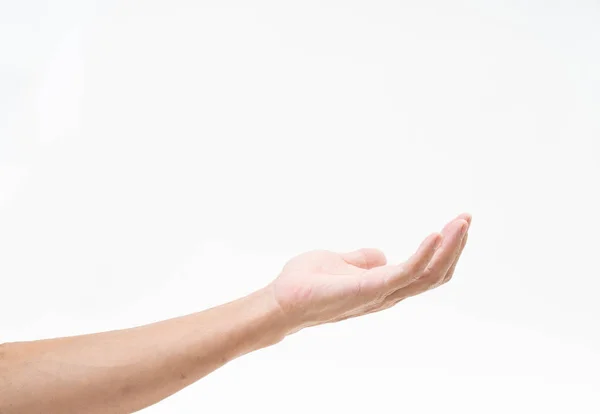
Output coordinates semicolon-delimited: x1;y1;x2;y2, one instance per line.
0;213;471;413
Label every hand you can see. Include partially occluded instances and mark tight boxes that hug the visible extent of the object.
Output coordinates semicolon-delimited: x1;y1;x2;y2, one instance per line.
269;213;471;332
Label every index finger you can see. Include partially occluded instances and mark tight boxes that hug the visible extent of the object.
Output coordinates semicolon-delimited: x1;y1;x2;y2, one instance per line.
423;218;469;282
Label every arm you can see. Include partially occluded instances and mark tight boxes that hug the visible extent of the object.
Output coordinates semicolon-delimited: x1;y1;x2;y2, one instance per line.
0;214;470;413
0;289;289;414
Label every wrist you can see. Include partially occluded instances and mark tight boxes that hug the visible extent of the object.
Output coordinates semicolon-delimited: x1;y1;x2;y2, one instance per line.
252;286;298;340
231;287;295;357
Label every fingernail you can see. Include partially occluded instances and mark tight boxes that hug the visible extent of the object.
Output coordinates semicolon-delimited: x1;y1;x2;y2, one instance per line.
434;234;443;249
460;222;469;236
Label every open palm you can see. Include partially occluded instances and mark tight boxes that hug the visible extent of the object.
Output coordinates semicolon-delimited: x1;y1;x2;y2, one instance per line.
270;214;471;330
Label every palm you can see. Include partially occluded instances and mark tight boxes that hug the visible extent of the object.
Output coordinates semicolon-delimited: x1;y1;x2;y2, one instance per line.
274;250;377;325
270;214;471;330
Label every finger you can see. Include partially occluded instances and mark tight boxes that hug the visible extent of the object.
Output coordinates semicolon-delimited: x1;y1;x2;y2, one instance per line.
393;219;467;296
378;233;466;307
424;219;468;280
340;216;472;320
456;212;472;226
399;232;442;279
379;230;468;306
440;213;471;237
442;232;468;284
341;248;387;269
373;232;442;290
439;215;471;284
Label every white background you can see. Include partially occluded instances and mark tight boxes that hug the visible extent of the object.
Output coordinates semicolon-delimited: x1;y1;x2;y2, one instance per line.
1;1;599;412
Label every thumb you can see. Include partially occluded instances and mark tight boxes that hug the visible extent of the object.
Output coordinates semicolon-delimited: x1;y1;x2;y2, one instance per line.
341;248;387;269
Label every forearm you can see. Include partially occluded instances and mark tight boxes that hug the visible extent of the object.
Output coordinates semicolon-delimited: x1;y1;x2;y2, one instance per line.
0;287;290;414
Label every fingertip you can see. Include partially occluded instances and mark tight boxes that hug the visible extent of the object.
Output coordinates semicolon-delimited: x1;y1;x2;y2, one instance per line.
343;248;387;269
441;213;471;236
366;248;388;267
419;232;442;251
456;219;469;236
457;212;472;225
